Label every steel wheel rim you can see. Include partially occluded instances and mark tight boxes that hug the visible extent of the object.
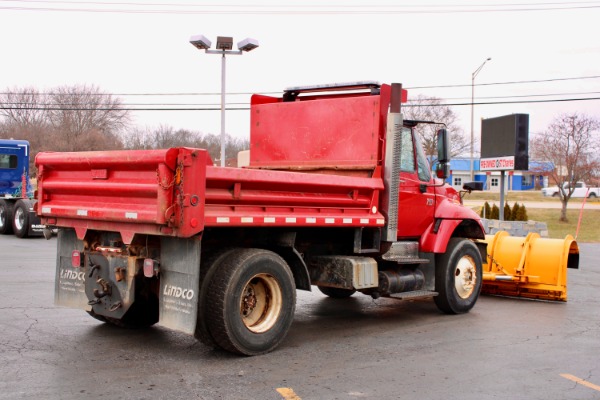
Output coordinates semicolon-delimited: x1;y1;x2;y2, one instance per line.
14;207;25;231
240;273;282;333
454;255;477;299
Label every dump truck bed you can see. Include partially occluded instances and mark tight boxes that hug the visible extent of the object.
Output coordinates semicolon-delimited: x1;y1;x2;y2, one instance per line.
35;148;386;244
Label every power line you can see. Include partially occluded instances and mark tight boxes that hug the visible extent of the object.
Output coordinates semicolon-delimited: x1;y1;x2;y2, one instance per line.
0;91;271;96
422;96;600;107
4;91;600;107
408;75;600;90
1;1;600;14
1;101;251;106
2;75;600;97
407;91;600;102
2;95;600;112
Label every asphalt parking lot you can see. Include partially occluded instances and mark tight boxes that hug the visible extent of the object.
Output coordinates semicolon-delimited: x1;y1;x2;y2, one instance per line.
1;235;599;400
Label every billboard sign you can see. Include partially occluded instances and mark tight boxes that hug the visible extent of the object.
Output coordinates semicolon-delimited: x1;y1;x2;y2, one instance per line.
480;114;529;170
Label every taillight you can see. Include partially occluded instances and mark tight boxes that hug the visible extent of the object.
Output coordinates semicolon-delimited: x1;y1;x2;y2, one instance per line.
143;258;159;278
71;250;81;268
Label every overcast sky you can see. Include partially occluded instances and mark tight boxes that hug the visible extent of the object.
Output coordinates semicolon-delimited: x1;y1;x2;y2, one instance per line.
1;1;599;146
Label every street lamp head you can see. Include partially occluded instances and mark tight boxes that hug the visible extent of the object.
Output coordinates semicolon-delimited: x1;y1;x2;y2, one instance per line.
216;36;234;50
189;34;212;50
237;38;259;52
486;57;492;61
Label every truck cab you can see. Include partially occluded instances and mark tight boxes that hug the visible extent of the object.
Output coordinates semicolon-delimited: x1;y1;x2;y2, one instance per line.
0;139;29;197
0;139;42;237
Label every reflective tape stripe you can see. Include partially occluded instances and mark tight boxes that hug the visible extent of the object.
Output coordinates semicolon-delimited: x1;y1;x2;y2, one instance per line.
206;216;386;226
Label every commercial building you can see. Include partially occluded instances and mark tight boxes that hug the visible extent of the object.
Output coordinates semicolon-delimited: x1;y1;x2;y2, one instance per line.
446;158;552;192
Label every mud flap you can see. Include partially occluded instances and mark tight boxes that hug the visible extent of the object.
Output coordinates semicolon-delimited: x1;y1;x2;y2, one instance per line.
158;236;201;335
55;229;88;309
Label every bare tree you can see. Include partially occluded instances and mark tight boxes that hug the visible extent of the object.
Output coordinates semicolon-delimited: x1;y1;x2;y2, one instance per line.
46;84;129;151
531;113;600;222
0;87;49;129
0;87;51;174
122;125;249;166
404;95;469;161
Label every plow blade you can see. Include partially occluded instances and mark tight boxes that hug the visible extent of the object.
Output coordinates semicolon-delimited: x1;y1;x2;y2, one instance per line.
481;231;579;301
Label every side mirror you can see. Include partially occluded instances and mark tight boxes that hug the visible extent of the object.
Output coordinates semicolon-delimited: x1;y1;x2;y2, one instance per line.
463;181;484;192
436;162;450;180
437;128;450;163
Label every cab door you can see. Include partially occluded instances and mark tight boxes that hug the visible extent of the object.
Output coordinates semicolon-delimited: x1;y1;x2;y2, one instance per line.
396;128;436;238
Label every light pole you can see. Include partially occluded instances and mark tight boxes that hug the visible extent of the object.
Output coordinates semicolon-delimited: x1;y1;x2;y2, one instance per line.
470;57;491;181
189;34;259;167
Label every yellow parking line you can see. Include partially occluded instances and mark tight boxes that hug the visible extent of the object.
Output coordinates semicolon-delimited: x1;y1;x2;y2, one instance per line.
276;387;302;400
561;374;600;392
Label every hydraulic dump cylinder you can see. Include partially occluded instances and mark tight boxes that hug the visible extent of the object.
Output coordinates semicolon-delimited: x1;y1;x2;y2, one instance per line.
481;231;579;301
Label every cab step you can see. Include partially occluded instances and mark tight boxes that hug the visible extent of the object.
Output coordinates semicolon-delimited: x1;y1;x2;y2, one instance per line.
382;242;430;264
389;290;438;300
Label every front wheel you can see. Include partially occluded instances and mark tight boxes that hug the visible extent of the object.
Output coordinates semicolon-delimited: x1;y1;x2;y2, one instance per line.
434;238;482;314
206;248;296;355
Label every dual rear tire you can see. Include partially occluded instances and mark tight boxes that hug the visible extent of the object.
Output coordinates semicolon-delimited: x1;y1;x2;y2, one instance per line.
204;248;296;356
0;199;33;238
0;199;14;235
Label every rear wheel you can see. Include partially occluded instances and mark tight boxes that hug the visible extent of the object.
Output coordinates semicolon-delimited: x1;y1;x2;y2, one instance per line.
194;248;235;349
206;248;296;355
0;199;14;235
12;199;31;238
588;193;597;198
318;286;356;298
434;238;482;314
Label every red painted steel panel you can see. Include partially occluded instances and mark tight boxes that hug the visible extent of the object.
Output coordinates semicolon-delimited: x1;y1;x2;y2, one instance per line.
205;165;381;208
250;95;381;169
202;165;384;227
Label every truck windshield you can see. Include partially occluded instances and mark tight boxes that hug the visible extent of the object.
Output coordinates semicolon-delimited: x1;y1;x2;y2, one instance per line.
413;131;431;182
399;127;415;172
0;154;18;169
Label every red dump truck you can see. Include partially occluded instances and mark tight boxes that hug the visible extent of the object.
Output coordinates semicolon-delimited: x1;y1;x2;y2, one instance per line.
35;82;487;355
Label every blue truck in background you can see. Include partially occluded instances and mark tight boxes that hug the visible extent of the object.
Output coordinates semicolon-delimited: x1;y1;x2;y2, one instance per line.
0;139;43;238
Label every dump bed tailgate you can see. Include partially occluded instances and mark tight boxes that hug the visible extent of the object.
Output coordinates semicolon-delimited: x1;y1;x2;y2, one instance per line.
36;148;210;243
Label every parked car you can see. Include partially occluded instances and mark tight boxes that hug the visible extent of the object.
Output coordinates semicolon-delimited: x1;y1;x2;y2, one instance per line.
541;182;599;198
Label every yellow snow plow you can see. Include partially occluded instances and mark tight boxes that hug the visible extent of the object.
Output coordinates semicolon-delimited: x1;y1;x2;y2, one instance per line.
481;231;579;301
